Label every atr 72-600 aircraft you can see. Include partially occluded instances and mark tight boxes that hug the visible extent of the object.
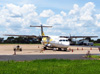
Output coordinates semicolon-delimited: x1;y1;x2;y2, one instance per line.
4;24;98;51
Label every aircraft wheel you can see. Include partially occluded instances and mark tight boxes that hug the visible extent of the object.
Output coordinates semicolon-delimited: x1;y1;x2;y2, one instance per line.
64;48;67;51
58;48;61;51
53;48;57;51
14;48;16;51
20;48;22;51
44;47;47;50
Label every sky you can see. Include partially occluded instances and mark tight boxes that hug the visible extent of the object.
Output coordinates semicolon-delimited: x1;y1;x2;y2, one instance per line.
0;0;100;39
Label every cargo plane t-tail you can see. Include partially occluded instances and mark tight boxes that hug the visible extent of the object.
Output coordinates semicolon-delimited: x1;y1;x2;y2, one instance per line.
4;24;98;51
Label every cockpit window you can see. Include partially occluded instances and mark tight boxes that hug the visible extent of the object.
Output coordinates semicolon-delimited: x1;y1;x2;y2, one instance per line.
59;40;68;41
59;40;62;41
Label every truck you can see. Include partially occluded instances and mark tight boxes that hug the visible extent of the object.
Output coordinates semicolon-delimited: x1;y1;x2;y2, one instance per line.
76;39;93;46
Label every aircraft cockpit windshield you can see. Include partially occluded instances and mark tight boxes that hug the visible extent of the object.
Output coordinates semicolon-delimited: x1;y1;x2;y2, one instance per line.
59;40;68;42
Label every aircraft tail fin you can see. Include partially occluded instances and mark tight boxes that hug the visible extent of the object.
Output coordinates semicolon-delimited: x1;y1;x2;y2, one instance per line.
30;25;52;36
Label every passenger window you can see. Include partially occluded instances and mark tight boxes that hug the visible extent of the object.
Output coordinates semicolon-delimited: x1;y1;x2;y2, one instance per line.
59;40;62;41
59;40;68;41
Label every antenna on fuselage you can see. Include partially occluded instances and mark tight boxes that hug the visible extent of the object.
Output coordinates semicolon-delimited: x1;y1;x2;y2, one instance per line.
30;24;52;36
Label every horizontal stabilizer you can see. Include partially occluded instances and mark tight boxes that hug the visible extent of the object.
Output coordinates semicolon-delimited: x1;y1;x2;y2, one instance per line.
30;25;52;27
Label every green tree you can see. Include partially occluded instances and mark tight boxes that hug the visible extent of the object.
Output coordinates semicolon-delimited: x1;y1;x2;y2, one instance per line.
96;39;100;43
0;38;4;43
85;37;91;41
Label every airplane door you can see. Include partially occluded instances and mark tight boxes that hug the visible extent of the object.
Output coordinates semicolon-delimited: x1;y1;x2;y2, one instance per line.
47;37;50;44
59;40;62;44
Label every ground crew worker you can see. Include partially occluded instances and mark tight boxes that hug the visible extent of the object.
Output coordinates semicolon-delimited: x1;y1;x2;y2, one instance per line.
86;51;91;58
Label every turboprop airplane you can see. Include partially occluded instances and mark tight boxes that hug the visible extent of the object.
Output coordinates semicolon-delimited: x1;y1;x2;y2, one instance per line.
4;24;98;51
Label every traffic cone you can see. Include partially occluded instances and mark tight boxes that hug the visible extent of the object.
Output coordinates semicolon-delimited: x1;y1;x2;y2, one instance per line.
82;48;83;50
72;49;73;52
90;47;92;50
77;48;79;50
98;48;100;51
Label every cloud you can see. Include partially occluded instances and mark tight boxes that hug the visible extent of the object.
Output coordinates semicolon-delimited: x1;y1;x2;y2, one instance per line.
0;3;40;35
61;11;66;16
95;14;100;27
0;2;100;38
45;2;100;36
40;9;54;17
80;2;95;21
46;14;64;26
69;4;79;15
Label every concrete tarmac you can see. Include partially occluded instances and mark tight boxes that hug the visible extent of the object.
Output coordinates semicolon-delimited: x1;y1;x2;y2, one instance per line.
0;54;94;61
0;44;99;61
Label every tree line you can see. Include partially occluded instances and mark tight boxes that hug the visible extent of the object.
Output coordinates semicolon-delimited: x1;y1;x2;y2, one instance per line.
84;37;100;43
0;37;100;44
0;37;41;44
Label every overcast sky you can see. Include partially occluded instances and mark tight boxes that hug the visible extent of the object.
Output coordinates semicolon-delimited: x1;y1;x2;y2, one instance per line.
0;0;100;39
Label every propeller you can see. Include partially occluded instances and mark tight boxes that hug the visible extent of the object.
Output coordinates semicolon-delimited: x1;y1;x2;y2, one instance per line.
37;36;42;41
68;34;72;41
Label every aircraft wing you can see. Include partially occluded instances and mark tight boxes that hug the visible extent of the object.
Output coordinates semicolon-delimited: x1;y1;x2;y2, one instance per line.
3;34;37;38
60;36;98;38
4;34;50;38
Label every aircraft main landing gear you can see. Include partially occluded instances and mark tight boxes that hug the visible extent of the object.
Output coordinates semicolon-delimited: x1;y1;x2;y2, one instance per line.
44;47;47;50
58;48;62;51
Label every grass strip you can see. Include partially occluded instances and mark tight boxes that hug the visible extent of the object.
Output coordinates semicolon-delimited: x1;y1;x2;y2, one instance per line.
0;59;100;74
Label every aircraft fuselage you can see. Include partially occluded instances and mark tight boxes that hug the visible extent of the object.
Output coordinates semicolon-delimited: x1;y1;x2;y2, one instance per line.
42;36;70;48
